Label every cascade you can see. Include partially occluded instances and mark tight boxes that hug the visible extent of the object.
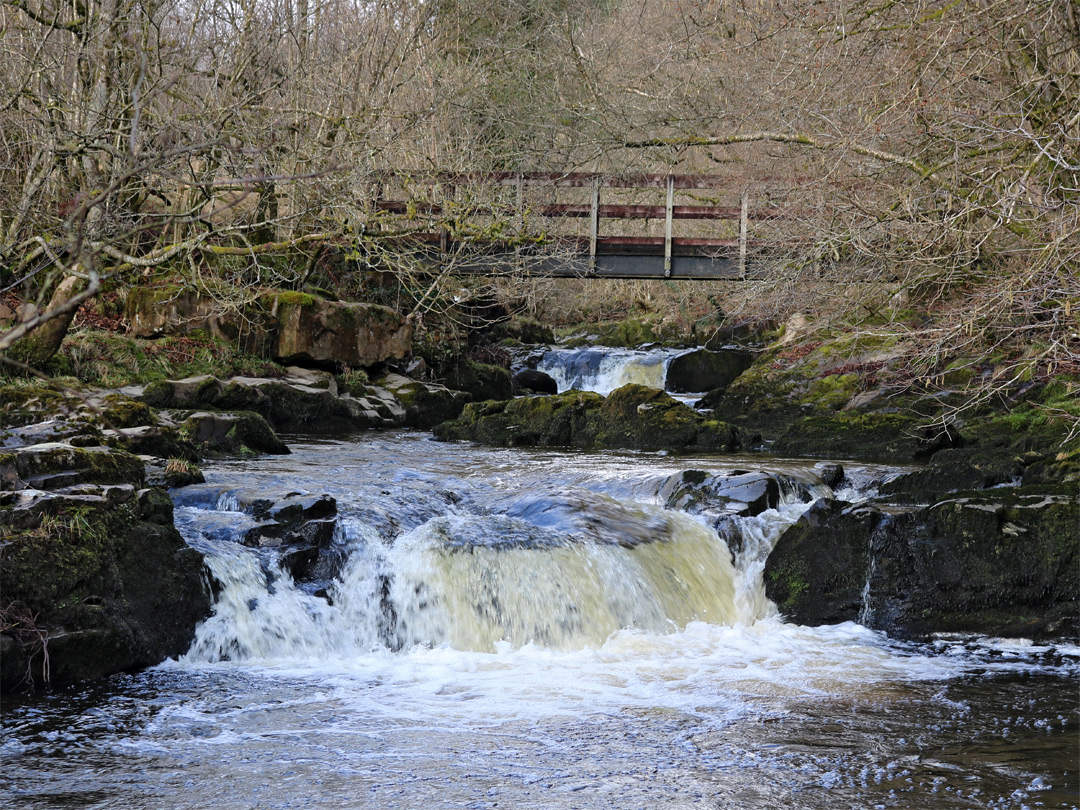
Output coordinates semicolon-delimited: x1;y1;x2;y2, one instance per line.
177;460;818;664
535;347;678;395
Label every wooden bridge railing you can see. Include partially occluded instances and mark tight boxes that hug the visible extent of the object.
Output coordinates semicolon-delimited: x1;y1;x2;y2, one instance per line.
366;172;800;280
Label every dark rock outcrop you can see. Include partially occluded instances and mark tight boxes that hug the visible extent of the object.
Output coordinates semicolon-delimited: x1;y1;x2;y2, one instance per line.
765;489;1079;640
665;348;754;394
0;444;211;692
512;368;558;395
440;359;513;403
141;374;404;432
433;384;750;452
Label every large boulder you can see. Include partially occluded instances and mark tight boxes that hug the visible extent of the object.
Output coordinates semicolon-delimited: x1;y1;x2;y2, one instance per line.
126;288;411;369
439;359;513;402
271;293;412;369
0;444;211;692
665;348;753;394
375;373;469;428
764;489;1079;640
512;368;558;395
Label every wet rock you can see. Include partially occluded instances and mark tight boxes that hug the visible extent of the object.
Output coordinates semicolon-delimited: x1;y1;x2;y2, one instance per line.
665;348;754;394
376;373;469;428
0;476;211;692
663;470;781;517
879;447;1024;502
512;368;558;395
181;411;290;456
765;488;1079;640
434;385;749;452
815;462;845;488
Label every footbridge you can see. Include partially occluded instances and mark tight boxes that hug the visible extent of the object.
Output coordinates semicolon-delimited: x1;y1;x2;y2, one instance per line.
366;172;803;281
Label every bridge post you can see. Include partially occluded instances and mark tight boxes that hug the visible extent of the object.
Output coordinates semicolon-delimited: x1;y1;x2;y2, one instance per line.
589;179;600;273
663;174;674;277
739;190;749;279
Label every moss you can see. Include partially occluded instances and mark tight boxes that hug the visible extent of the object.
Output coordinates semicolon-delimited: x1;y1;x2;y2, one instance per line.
100;394;156;428
802;373;861;412
0;385;67;428
60;329;284;388
274;290;319;307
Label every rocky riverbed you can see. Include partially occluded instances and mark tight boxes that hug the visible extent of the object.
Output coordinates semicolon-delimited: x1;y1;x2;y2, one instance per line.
1;328;1076;692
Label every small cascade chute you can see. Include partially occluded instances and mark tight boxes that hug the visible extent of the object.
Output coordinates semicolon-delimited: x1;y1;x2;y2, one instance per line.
536;347;673;395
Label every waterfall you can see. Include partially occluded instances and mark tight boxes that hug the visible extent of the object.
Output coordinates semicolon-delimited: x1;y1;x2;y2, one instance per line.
535;347;676;395
176;489;817;663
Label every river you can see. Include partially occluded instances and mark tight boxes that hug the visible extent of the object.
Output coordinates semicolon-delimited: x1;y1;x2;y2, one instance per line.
2;431;1076;809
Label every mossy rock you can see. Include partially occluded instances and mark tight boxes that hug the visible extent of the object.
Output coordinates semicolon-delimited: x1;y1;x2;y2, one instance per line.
0;487;211;691
181;410;289;456
440;359;513;403
0;443;146;490
100;393;157;428
771;412;958;462
434;385;746;452
0;385;68;428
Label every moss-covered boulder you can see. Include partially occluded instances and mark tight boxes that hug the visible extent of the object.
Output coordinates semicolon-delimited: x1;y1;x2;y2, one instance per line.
0;442;146;491
434;384;749;452
435;390;604;447
592;385;745;451
765;488;1079;640
375;373;468;428
181;411;290;456
0;485;211;691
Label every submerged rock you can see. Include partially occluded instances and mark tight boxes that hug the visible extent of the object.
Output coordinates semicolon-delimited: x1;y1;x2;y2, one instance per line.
764;488;1079;640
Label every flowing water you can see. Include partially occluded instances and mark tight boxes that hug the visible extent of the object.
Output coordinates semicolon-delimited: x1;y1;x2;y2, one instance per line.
2;432;1078;810
535;347;679;395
